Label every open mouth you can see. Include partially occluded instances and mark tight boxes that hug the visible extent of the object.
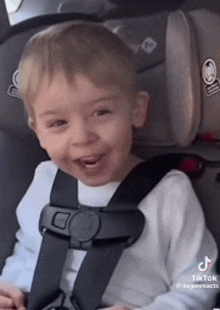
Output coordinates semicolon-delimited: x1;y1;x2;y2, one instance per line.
78;154;105;169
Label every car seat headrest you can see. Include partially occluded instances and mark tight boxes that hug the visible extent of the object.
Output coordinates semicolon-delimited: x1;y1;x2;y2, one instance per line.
166;9;220;146
165;10;201;147
0;26;45;136
188;9;220;140
106;9;220;147
105;9;202;147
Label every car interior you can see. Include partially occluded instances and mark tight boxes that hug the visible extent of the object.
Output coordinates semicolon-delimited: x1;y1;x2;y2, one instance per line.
1;0;220;308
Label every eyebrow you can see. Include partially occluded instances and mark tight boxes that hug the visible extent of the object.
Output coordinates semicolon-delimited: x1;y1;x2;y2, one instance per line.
38;95;117;118
38;109;63;118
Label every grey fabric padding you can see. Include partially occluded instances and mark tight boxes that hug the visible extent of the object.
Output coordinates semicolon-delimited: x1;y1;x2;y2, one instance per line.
134;64;175;146
58;0;117;17
0;26;45;136
189;9;220;138
104;12;168;71
0;0;10;43
166;10;201;147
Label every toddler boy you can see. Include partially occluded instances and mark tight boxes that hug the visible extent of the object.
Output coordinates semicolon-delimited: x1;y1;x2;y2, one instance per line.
0;21;218;310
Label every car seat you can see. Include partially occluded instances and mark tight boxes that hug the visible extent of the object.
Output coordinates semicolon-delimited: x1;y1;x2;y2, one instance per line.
1;0;220;307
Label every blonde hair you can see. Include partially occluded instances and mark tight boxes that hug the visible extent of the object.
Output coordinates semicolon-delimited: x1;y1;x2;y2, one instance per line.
18;21;137;118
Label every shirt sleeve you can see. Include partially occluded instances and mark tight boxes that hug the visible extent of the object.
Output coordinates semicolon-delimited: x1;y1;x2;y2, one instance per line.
0;161;57;292
134;170;218;310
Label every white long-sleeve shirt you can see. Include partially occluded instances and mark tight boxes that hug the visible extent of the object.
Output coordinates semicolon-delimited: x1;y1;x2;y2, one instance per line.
0;160;219;309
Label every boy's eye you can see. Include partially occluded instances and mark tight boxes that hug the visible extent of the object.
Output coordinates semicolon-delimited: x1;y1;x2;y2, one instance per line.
94;109;111;116
49;120;67;127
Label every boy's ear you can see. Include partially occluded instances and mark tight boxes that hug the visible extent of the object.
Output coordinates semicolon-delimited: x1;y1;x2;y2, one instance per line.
28;118;36;131
28;118;46;149
28;118;39;139
132;91;149;128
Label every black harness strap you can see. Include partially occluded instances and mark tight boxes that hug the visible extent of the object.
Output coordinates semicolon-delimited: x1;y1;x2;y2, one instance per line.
27;161;168;310
27;231;69;310
71;241;126;310
27;172;78;310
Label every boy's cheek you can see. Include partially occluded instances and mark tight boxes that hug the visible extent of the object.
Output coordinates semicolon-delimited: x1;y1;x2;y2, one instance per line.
37;139;59;158
36;133;59;151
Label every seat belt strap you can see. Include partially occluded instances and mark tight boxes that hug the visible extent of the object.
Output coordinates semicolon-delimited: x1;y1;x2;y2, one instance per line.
50;167;78;208
71;241;126;310
28;161;168;310
27;231;69;310
27;172;78;310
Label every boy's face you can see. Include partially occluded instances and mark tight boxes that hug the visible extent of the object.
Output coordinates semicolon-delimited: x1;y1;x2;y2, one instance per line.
31;72;148;186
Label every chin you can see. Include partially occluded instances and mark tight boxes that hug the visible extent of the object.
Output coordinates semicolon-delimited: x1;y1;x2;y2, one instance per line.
81;178;110;187
79;174;116;187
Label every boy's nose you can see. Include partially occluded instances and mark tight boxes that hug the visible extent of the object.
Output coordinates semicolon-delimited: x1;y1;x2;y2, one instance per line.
69;119;98;146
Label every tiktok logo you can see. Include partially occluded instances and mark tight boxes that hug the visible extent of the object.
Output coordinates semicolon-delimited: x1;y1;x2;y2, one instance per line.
198;256;212;272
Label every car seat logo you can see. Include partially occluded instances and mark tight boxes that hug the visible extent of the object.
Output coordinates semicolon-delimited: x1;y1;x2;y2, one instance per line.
141;37;157;54
7;69;22;99
202;58;220;97
203;59;216;85
198;256;212;272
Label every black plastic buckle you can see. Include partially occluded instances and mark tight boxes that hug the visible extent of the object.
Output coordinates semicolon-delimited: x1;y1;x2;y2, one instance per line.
69;209;100;243
39;205;101;249
39;204;145;250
